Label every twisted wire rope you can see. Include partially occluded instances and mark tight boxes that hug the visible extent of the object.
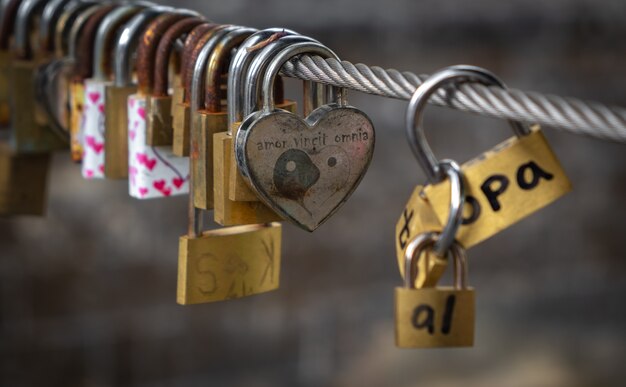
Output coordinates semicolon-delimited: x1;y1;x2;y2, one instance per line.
280;55;626;142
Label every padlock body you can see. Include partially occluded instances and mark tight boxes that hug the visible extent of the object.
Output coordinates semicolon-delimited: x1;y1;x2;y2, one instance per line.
177;222;282;304
0;143;50;216
128;94;189;199
229;100;298;202
10;60;67;153
395;185;445;285
172;101;190;156
423;127;571;248
146;95;173;146
0;50;11;127
192;111;228;210
213;131;281;226
395;286;474;348
69;80;86;161
104;85;136;179
81;80;108;179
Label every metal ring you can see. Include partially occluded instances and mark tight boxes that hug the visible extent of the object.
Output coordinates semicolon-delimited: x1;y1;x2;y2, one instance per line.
406;65;532;183
432;159;466;257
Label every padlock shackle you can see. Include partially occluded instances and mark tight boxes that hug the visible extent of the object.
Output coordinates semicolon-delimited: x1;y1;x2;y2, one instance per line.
136;13;197;95
261;41;344;113
113;6;173;87
431;160;466;257
243;35;318;118
179;23;216;94
204;27;256;113
74;3;118;81
227;28;297;129
406;65;531;183
54;0;95;58
38;0;71;53
14;0;47;59
0;0;22;50
185;24;230;106
67;4;101;60
403;231;468;289
152;17;205;97
92;4;144;81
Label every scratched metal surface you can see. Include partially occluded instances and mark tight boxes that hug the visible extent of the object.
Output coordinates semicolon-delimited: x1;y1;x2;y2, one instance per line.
1;1;626;386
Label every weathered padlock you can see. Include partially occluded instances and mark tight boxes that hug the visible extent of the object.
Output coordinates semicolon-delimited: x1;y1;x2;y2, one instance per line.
406;65;572;248
103;6;173;179
0;0;21;127
0;139;50;216
227;29;300;202
235;39;375;231
80;4;144;177
395;232;475;348
10;0;68;153
177;207;282;304
127;13;200;199
171;23;219;157
189;25;257;209
145;16;205;146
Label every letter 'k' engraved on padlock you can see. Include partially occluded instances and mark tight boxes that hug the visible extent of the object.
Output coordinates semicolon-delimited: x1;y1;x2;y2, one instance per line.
395;232;475;348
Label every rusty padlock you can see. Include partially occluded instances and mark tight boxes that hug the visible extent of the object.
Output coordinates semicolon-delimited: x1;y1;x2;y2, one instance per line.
171;22;220;157
103;6;172;179
80;4;144;176
189;25;257;210
10;0;68;153
146;16;205;146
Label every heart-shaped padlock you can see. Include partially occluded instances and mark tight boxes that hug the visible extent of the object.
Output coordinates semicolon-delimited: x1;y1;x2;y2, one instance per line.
235;41;375;231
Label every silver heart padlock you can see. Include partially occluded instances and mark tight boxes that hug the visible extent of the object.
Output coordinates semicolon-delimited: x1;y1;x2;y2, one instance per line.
235;40;375;231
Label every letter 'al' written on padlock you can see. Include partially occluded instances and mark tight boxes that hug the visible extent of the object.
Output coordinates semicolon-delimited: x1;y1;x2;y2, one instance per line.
177;223;282;304
394;185;447;288
395;234;474;348
422;126;571;248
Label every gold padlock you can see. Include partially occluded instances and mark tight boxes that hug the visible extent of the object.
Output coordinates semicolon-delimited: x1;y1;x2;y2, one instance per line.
177;203;282;304
189;25;255;209
0;141;50;216
146;17;204;146
395;232;475;348
406;65;571;249
171;23;219;157
104;8;170;179
9;0;67;153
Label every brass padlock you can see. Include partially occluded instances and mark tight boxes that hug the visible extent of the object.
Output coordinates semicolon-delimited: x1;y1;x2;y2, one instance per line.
227;29;299;202
395;232;475;348
406;65;572;248
104;6;171;179
10;0;67;153
189;25;256;209
177;207;282;304
171;23;219;157
0;141;50;216
146;17;204;146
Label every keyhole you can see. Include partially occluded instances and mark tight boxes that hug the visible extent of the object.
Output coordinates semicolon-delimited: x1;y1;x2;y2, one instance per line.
285;160;296;172
327;157;337;167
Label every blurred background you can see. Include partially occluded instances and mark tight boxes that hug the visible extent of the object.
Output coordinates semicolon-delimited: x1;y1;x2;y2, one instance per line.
2;0;626;386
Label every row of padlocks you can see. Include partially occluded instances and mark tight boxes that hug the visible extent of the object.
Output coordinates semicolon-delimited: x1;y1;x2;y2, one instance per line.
0;0;572;348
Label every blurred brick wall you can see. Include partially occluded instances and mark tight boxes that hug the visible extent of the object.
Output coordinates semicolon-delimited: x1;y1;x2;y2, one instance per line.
1;1;626;386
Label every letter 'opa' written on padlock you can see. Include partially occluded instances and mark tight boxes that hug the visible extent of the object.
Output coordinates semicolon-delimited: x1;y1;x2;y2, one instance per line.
236;41;375;231
395;232;475;348
405;66;571;249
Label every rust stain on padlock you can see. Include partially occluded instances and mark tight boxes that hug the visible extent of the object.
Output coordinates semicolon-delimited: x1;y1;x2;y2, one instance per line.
74;4;118;81
179;23;218;94
136;14;189;95
184;26;228;104
153;18;205;97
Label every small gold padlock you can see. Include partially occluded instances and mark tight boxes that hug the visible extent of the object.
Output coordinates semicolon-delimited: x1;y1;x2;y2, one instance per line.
406;65;571;249
395;232;475;348
171;23;219;157
0;142;50;216
146;17;204;146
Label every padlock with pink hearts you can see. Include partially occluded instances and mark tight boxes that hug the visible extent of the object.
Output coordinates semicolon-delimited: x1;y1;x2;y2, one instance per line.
81;80;107;180
127;94;189;199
